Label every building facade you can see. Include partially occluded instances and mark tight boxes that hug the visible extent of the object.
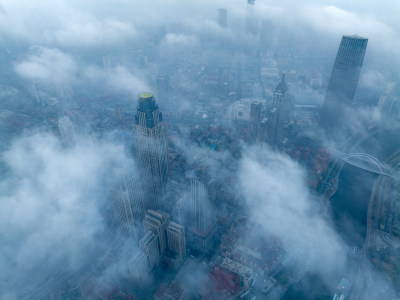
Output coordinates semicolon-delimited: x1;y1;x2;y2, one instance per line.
107;167;145;241
187;168;217;252
166;221;186;261
140;231;161;270
133;92;169;210
143;210;170;253
269;74;289;144
58;116;75;148
321;35;368;130
129;251;150;285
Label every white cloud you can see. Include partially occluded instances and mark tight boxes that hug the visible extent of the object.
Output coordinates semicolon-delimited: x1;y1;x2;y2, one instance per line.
0;132;134;298
239;146;347;278
14;47;78;85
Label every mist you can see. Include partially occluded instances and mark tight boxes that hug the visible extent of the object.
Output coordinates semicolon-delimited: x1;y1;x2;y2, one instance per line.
1;0;400;299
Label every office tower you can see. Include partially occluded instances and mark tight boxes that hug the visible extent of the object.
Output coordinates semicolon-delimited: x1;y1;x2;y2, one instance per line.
166;222;186;261
133;93;169;210
190;178;214;234
246;0;257;34
248;102;262;143
58;116;76;148
129;251;150;285
143;210;170;253
140;231;160;270
107;168;145;241
218;8;227;28
187;168;217;251
269;74;289;144
156;75;169;104
322;35;368;129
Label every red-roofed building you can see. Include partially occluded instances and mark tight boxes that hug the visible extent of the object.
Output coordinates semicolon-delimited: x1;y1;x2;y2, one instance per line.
200;264;243;300
154;281;186;300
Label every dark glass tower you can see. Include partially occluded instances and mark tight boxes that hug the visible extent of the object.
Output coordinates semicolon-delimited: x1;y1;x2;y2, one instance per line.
133;93;169;210
322;35;368;131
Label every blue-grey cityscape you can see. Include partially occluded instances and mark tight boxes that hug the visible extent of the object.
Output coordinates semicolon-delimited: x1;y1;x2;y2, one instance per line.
1;1;400;299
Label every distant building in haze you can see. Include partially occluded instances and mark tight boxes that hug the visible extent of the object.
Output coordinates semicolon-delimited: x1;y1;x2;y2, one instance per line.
247;75;290;146
187;168;217;252
246;0;257;34
248;102;263;144
133;92;169;210
218;8;227;28
269;74;289;144
58;116;75;148
157;75;169;104
321;35;368;131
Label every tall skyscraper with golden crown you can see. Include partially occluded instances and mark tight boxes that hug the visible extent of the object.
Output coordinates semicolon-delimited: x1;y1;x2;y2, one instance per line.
133;93;169;210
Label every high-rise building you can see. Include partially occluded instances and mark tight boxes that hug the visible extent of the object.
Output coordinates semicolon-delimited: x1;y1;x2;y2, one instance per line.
248;102;262;143
107;167;145;241
129;250;150;285
322;35;368;130
269;74;289;144
133;93;169;210
58;116;76;148
141;209;186;268
143;210;170;253
218;8;227;28
187;168;217;251
157;75;169;104
166;221;186;261
140;231;160;270
246;0;257;34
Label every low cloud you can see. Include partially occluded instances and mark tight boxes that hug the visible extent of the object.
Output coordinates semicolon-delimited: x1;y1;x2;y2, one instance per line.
239;146;347;279
14;47;78;85
0;131;133;299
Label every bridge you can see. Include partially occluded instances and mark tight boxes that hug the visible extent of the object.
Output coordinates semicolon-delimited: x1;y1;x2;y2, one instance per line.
332;150;400;180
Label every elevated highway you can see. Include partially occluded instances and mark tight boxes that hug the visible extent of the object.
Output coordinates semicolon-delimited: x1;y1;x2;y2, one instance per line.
332;150;400;180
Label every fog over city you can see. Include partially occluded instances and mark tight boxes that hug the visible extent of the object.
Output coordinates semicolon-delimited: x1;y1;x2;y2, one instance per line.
1;1;400;300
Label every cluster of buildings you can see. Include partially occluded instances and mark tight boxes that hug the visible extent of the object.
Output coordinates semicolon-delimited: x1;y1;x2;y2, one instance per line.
130;210;186;285
0;3;380;294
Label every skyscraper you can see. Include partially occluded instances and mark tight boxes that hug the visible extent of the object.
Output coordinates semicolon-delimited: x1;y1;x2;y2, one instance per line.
321;35;368;130
143;210;170;253
246;0;257;34
166;221;186;261
157;75;169;104
140;231;160;270
58;116;75;148
107;167;145;241
269;74;289;144
133;93;169;210
129;251;150;285
218;8;227;28
187;168;217;251
248;102;262;144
